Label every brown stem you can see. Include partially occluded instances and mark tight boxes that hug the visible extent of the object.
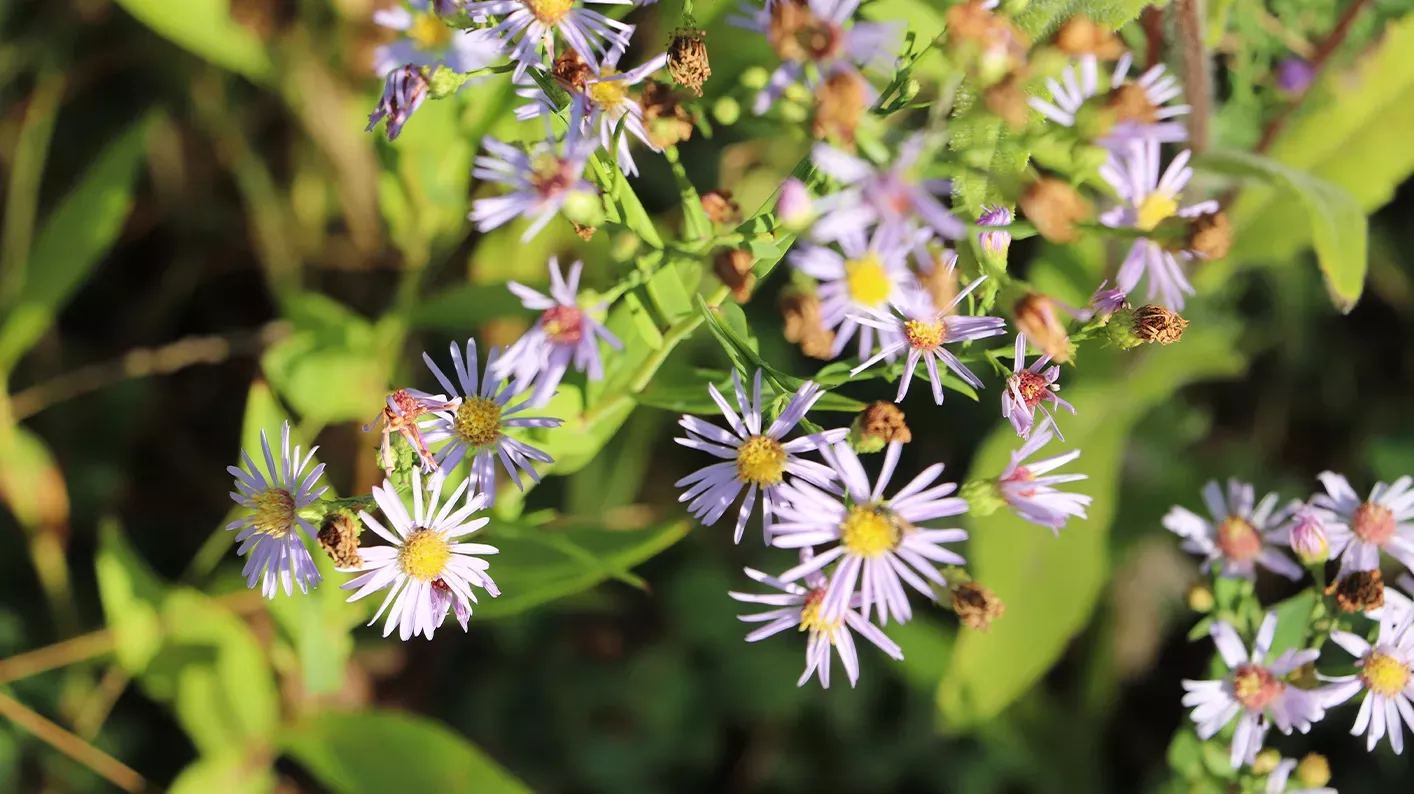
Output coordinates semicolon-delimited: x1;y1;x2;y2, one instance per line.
1143;7;1165;71
1176;0;1211;152
0;691;147;792
0;630;113;685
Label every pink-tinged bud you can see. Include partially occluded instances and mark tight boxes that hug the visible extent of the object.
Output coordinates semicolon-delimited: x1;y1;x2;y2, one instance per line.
776;178;813;229
1287;506;1329;564
1088;279;1128;321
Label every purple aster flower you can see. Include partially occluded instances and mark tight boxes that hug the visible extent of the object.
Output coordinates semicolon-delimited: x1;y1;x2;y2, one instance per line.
1163;479;1302;580
977;204;1012;255
1320;603;1414;754
674;370;847;544
1099;141;1220;310
1001;333;1074;439
849;278;1007;405
789;228;921;362
470;102;598;240
770;441;970;625
1313;472;1414;581
490;256;621;408
462;0;633;71
1086;279;1129;320
341;470;499;641
728;556;904;689
1283;504;1331;565
418;339;561;506
1028;53;1190;147
810;136;968;243
1276;58;1316;95
1182;613;1328;769
735;0;902;115
367;65;431;141
372;3;504;76
997;424;1092;532
227;422;329;598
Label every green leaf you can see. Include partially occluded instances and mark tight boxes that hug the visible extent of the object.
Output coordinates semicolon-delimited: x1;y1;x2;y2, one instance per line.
936;326;1247;730
1201;148;1367;312
265;530;362;697
169;752;277;794
113;0;271;81
1265;590;1318;660
260;292;387;424
282;710;531;794
413;281;528;332
94;519;166;675
476;519;692;618
0;116;151;373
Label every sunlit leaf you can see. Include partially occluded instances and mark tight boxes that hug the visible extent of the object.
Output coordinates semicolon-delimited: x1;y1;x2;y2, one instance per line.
113;0;271;81
260;292;387;424
169;751;277;794
94;519;166;675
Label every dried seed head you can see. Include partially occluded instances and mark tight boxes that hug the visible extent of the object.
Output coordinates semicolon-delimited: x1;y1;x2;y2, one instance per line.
849;401;912;453
951;581;1006;631
1132;304;1189;344
984;72;1030;130
667;27;711;96
714;248;756;302
701;190;741;225
640;80;695;149
1330;569;1384;613
1013;293;1073;363
945;1;1029;84
1106;82;1159;125
1019;177;1092;243
552;49;593;94
1184;211;1233;260
813;70;867;146
318;512;363;568
780;290;834;359
1052;15;1126;59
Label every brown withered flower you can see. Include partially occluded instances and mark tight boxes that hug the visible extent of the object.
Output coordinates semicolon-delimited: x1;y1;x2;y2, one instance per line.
852;401;912;450
813;70;867;146
714;248;756;303
573;222;597;241
1330;569;1384;613
318;513;363;569
951;581;1007;631
918;252;960;310
1107;82;1160;126
985;72;1030;130
1132;305;1189;344
701;190;742;225
552;49;594;94
781;290;835;359
1012;292;1073;363
945;1;1029;82
1052;15;1126;60
667;28;711;96
767;0;842;63
1019;177;1093;243
640;80;695;149
1184;211;1233;260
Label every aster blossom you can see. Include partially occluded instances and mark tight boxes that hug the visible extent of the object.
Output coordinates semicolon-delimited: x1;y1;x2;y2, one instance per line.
367;65;431;141
471;102;598;241
997;423;1092;532
1181;612;1328;769
674;370;846;543
849;277;1007;405
788;228;921;361
372;2;504;76
1163;479;1303;580
809;137;968;243
1001;333;1074;439
491;256;621;408
729;558;904;688
1313;472;1414;580
1028;53;1190;147
770;441;970;625
1099;141;1220;310
341;471;500;641
1319;603;1414;753
418;339;561;506
227;422;329;598
462;0;633;71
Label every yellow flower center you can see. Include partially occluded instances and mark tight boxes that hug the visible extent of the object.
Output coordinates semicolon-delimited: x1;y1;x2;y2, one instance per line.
1353;501;1396;545
1231;664;1283;711
1135;191;1178;231
903;318;946;351
523;0;574;24
1215;515;1262;562
1361;651;1412;697
250;488;296;537
840;504;900;558
735;434;787;486
408;12;453;51
587;68;630;108
797;588;842;639
453;396;502;449
844;254;891;306
399;528;452;582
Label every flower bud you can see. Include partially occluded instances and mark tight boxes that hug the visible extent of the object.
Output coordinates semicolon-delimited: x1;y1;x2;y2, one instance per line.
1287;506;1329;564
1018;177;1092;243
1251;749;1281;776
848;402;912;453
1184;211;1233;260
740;66;770;91
961;479;1005;517
667;27;711;96
1295;753;1330;788
1132;305;1190;345
776;178;814;229
713;248;756;303
1330;569;1384;613
1104;308;1143;350
1087;280;1128;322
562;190;605;228
701;190;741;225
977;204;1014;259
1012;293;1073;363
1185;583;1214;613
950;581;1007;631
1276;58;1316;96
712;96;741;126
780;289;834;359
318;512;363;568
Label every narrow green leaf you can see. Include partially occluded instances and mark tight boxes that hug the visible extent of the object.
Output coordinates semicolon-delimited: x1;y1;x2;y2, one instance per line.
113;0;272;81
94;519;166;675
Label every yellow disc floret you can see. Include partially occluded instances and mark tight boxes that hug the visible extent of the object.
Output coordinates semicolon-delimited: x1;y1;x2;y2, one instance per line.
840;504;900;558
251;488;296;537
588;69;630;108
524;0;575;24
903;318;945;351
844;254;891;306
409;12;453;50
798;588;842;640
1361;651;1412;697
736;435;787;486
1135;191;1178;231
399;528;452;582
454;396;503;449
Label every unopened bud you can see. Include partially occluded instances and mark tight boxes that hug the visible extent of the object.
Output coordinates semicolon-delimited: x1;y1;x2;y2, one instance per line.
713;248;756;303
977;204;1014;259
1287;506;1329;564
776;178;814;229
712;95;741;126
849;402;912;453
318;512;363;569
1186;583;1214;613
701;190;741;225
950;581;1007;631
1019;177;1092;243
1104;308;1143;349
961;479;1004;517
740;66;770;91
1132;305;1189;344
1276;58;1316;96
1295;753;1330;788
1251;749;1281;776
426;64;470;99
1087;280;1128;322
667;28;711;96
561;190;605;228
1013;293;1073;363
1330;569;1384;613
1052;15;1126;59
1185;211;1233;260
780;289;834;359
